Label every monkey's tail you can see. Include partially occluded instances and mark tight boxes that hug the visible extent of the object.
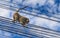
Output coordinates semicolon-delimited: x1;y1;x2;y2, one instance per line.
20;6;28;9
15;6;28;14
15;8;20;13
16;6;28;12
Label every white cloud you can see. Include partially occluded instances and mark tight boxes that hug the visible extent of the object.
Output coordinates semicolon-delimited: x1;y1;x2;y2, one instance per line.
5;0;11;1
13;0;23;4
30;16;58;30
37;0;46;5
0;8;9;17
54;23;60;31
47;0;54;5
58;5;60;12
3;31;12;37
23;0;46;7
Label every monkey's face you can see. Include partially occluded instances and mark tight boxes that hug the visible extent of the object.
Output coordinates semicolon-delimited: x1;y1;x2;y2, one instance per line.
22;18;29;26
23;19;29;26
25;19;29;24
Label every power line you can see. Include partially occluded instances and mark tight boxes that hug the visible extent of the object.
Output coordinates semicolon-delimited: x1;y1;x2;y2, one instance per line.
1;0;60;20
0;25;39;38
0;2;60;23
0;16;60;38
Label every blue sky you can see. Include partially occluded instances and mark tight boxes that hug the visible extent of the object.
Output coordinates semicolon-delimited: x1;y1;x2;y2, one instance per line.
0;0;60;38
0;0;60;31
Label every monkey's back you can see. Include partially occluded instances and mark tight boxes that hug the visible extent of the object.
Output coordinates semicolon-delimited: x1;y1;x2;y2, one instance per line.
13;13;21;21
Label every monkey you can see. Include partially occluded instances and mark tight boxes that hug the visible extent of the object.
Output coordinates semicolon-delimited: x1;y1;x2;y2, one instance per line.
13;13;29;26
12;10;29;27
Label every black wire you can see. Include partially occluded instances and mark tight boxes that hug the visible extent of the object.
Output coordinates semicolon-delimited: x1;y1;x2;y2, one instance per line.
0;2;60;24
0;0;60;34
0;16;60;35
0;20;60;38
0;25;39;38
1;0;60;20
0;22;59;38
0;17;48;38
0;16;60;37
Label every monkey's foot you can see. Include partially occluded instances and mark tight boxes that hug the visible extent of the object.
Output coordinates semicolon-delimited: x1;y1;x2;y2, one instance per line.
12;20;16;23
22;25;25;27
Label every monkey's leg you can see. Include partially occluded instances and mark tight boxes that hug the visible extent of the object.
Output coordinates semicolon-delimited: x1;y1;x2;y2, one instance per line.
19;21;25;26
12;16;17;22
21;22;26;27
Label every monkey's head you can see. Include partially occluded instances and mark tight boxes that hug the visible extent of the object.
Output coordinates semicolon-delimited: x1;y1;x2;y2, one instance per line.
23;18;29;26
25;18;29;24
20;17;29;26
